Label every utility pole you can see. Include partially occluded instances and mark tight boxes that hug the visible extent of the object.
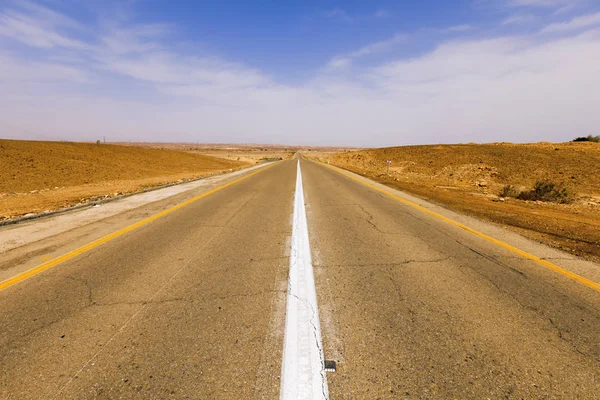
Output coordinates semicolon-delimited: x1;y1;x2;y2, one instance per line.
103;136;106;144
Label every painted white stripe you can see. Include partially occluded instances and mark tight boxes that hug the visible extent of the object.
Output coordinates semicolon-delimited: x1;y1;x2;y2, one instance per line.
280;161;329;400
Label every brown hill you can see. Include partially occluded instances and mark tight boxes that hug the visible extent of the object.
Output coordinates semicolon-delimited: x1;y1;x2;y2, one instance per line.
329;142;600;196
322;142;600;261
0;140;249;219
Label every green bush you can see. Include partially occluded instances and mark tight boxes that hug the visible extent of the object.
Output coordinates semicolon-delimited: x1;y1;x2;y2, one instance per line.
499;185;518;198
516;181;573;204
573;135;600;143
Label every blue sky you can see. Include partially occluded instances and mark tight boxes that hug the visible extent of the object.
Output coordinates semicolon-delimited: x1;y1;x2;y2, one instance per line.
1;0;599;146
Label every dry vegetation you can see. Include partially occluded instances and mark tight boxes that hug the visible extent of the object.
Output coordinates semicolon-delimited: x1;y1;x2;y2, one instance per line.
317;142;600;261
0;140;249;219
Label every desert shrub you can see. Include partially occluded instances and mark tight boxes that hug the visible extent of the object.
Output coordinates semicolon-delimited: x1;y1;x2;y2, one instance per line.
516;181;573;203
573;135;600;143
499;185;518;198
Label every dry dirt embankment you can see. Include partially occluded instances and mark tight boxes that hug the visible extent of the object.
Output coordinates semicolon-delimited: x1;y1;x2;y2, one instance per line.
319;142;600;261
0;140;249;220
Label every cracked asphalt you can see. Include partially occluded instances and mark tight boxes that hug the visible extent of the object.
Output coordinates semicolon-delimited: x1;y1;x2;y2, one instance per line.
2;158;600;399
300;160;600;399
0;161;295;399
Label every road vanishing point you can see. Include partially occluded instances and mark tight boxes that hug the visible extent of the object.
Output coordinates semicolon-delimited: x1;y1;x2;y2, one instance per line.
1;156;599;399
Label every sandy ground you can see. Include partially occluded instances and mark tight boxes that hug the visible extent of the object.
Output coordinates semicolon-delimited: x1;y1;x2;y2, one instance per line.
0;140;249;219
313;142;600;262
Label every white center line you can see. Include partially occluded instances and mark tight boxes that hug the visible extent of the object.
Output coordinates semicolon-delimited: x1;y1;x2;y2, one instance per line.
280;160;329;400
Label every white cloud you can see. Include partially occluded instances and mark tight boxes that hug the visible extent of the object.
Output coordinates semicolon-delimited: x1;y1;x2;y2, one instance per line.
96;49;271;93
540;12;600;33
325;34;409;69
16;0;83;30
502;14;537;25
325;57;351;70
510;0;577;8
351;34;409;57
0;11;87;48
99;24;169;55
0;1;87;49
0;53;88;83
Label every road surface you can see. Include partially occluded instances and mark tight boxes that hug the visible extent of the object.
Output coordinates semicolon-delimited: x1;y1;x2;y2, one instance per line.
1;157;599;399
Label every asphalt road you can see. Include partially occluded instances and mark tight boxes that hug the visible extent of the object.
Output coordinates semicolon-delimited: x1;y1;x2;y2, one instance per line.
1;158;599;399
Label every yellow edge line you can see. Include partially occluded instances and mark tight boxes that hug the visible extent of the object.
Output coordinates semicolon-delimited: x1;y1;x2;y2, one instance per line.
318;161;600;292
0;163;278;292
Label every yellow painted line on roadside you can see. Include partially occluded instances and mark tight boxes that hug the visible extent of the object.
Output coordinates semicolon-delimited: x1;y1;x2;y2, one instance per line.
319;162;600;292
0;163;278;292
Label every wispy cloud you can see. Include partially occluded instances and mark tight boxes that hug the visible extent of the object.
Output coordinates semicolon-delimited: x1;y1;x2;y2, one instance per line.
446;24;473;32
502;14;537;25
540;11;600;33
506;0;586;14
0;6;87;49
0;52;88;83
325;34;409;70
99;23;170;55
325;57;351;70
509;0;578;8
350;34;409;58
326;23;475;71
16;0;83;30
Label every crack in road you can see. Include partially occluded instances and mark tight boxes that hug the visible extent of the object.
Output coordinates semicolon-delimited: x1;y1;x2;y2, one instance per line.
355;204;401;234
287;264;328;399
52;229;223;399
314;257;451;269
66;275;94;305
